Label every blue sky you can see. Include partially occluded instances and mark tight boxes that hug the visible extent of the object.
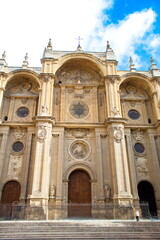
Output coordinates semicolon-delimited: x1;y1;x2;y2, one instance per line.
0;0;160;71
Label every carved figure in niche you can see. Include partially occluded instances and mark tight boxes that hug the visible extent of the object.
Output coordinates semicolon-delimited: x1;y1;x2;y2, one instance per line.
104;184;111;201
37;126;47;142
112;106;120;116
71;142;88;159
49;184;56;199
132;128;144;141
13;126;25;140
114;126;123;143
41;105;48;115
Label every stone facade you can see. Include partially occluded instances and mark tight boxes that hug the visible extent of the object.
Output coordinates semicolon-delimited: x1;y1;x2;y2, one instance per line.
0;41;160;219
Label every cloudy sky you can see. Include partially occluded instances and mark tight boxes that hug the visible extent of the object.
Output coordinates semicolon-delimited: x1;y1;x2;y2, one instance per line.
0;0;160;70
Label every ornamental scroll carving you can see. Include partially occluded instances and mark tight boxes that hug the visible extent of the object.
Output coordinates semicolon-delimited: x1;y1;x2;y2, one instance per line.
113;126;123;143
37;126;47;142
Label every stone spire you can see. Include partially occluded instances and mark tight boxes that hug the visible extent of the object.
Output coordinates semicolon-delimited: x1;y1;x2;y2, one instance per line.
22;53;29;68
150;57;160;76
0;51;7;71
47;39;52;50
129;57;136;72
106;41;116;61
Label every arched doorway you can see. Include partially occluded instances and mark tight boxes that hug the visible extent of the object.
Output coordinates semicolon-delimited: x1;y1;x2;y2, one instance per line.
68;170;91;217
138;181;157;217
0;181;21;219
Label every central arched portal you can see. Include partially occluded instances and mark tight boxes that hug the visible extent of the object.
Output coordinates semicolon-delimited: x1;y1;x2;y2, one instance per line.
68;170;91;218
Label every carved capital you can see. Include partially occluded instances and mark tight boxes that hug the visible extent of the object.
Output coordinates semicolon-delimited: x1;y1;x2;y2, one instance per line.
40;73;55;82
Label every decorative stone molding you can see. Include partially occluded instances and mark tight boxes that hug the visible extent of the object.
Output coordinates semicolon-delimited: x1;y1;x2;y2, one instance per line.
132;128;144;141
100;134;107;138
13;126;25;140
40;73;54;82
37;125;47;142
113;126;123;143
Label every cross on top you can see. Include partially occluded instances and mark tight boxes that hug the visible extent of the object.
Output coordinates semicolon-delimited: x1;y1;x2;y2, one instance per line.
76;36;83;47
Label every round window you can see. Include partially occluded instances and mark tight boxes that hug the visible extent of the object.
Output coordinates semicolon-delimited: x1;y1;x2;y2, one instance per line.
69;101;89;119
128;109;140;120
16;107;29;118
134;143;145;153
12;141;24;152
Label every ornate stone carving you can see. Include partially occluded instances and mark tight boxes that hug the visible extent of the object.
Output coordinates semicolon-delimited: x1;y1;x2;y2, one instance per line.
41;104;48;116
49;184;56;199
112;106;120;116
136;157;149;178
65;128;91;138
69;140;90;160
113;126;123;143
132;128;144;141
37;126;47;142
13;126;25;140
104;184;111;201
126;85;136;94
8;155;23;178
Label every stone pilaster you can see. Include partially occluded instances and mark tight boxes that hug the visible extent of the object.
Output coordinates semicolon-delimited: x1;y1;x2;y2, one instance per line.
105;76;121;118
125;129;139;203
29;118;53;204
108;122;133;205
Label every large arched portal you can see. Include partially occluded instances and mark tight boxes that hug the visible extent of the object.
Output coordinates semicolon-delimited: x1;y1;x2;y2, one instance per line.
68;170;91;217
138;181;157;217
0;181;21;219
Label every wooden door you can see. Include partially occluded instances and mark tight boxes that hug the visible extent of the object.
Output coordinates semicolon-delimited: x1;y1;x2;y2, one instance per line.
0;181;21;219
68;170;91;217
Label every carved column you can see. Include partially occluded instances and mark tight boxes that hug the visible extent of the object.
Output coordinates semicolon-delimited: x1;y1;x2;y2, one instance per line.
152;78;160;119
60;86;65;122
108;123;132;205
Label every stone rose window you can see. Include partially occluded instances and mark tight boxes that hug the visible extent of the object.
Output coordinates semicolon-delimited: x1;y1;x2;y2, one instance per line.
69;101;89;119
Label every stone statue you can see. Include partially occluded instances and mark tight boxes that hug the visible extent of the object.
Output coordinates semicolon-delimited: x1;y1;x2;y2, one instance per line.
104;184;111;201
49;184;56;199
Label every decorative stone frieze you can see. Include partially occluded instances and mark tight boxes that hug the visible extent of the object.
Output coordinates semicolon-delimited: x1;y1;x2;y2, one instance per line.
13;126;26;140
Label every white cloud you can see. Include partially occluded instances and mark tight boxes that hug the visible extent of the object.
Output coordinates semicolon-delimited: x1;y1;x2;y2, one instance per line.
0;0;113;66
85;8;157;69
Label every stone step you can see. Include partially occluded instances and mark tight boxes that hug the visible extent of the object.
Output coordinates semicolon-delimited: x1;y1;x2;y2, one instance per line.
0;220;160;240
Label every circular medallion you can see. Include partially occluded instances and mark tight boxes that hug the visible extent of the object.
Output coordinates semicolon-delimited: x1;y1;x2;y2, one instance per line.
69;101;89;119
12;141;24;152
128;109;140;120
69;140;90;160
16;107;29;118
134;143;145;154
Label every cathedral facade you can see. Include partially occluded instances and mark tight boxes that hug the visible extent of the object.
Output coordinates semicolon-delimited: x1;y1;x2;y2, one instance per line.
0;40;160;220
